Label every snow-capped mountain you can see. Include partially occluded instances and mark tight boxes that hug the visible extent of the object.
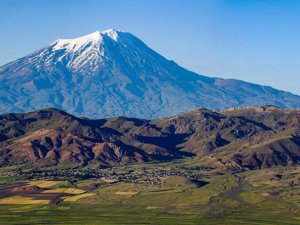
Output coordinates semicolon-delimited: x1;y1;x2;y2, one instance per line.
0;29;299;118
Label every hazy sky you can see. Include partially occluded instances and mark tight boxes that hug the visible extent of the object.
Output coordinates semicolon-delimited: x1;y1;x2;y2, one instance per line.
0;0;299;95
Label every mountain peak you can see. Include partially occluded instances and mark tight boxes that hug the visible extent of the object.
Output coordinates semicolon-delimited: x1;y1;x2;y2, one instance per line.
101;28;120;41
0;29;300;119
80;28;120;42
51;29;121;52
52;32;102;52
81;30;102;41
45;29;125;72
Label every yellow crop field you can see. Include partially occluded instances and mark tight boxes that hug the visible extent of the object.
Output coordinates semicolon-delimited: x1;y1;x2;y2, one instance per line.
42;188;67;193
28;180;63;188
63;193;96;202
42;187;86;194
64;188;86;194
0;196;50;205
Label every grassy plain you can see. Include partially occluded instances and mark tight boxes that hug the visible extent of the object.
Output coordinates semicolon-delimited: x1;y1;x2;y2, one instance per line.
0;162;300;224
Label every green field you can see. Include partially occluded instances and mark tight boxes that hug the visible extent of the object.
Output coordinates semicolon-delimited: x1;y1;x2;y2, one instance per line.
0;163;300;225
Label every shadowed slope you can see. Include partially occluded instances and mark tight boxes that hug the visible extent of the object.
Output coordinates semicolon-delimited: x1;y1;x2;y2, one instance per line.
0;106;299;170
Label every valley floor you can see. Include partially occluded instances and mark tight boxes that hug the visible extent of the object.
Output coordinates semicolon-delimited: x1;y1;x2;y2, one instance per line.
0;161;300;225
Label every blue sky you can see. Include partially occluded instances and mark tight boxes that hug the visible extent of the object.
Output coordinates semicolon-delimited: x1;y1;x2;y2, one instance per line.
0;0;299;94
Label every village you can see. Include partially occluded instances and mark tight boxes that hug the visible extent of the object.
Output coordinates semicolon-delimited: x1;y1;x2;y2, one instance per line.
1;164;213;186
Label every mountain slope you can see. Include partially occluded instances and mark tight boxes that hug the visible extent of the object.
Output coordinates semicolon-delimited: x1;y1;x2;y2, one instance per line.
0;29;299;119
0;106;299;169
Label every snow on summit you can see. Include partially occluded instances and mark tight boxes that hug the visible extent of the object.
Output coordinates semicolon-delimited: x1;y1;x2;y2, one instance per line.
1;28;300;119
101;29;119;41
52;29;119;51
47;29;121;72
52;31;103;52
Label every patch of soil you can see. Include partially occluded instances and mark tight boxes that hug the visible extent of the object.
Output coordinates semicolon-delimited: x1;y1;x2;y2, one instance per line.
9;185;44;194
